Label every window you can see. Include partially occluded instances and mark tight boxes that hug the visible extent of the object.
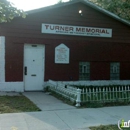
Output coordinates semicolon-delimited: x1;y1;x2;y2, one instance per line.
110;62;120;80
79;62;90;80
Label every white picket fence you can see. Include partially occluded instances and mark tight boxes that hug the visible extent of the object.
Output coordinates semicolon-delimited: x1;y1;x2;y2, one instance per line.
46;80;130;107
47;80;81;106
81;86;130;102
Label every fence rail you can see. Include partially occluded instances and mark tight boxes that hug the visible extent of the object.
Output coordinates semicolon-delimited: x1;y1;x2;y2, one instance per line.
46;80;130;107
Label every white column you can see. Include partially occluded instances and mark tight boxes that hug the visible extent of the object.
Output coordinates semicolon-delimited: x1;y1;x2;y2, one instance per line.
75;88;81;107
0;36;5;82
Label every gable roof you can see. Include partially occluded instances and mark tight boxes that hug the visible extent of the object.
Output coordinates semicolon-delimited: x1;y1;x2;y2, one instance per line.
26;0;130;27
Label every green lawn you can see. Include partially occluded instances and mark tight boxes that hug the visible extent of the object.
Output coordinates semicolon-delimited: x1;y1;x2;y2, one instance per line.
0;95;41;114
90;125;130;130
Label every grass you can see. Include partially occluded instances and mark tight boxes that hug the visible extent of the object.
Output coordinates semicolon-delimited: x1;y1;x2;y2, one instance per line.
81;100;130;108
90;124;130;130
0;95;41;114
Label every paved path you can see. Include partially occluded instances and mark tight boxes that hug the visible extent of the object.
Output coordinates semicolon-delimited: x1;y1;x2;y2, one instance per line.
0;92;129;130
23;92;75;111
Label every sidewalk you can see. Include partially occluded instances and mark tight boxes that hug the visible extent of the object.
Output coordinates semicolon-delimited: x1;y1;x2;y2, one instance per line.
23;92;75;111
0;92;129;130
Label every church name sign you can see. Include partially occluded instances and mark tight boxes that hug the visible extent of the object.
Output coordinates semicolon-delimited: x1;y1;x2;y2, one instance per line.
42;23;112;38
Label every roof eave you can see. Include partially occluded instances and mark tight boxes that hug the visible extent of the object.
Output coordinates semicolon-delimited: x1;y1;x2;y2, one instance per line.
26;0;130;27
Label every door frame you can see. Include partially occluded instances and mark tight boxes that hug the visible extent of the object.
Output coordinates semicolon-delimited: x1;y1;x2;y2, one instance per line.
23;43;45;91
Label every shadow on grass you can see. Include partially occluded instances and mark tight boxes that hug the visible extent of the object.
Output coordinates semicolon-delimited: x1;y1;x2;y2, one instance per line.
0;95;41;114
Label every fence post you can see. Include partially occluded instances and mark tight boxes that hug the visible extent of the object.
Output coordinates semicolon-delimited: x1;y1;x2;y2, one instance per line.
75;88;81;107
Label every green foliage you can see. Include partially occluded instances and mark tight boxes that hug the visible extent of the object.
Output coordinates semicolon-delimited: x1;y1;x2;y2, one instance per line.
90;0;130;21
57;0;63;4
90;125;119;130
0;0;26;23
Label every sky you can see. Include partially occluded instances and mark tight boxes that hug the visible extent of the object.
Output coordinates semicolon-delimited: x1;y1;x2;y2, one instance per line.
9;0;69;11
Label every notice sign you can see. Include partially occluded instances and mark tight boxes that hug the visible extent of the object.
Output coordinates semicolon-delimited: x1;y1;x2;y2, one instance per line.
55;44;69;64
42;23;112;38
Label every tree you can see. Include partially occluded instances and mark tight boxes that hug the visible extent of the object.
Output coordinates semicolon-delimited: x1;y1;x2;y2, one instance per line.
90;0;130;21
0;0;26;23
57;0;130;21
57;0;63;4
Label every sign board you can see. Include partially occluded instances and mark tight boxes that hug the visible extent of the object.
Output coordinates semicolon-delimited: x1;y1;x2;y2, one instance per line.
55;44;69;64
42;23;112;38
